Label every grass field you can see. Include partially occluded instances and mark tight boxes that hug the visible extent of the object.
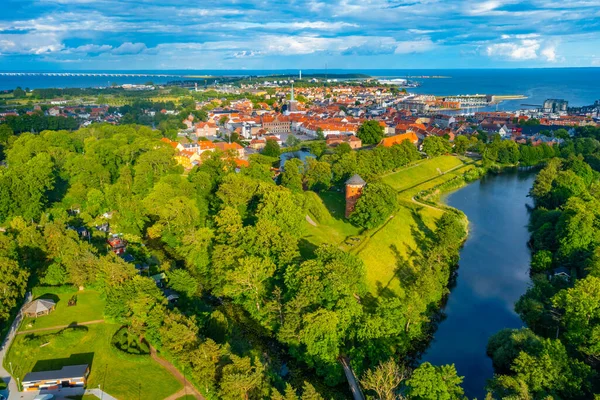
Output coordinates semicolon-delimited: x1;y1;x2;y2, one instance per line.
381;155;467;192
5;323;182;399
20;289;105;332
302;191;361;252
355;200;444;295
301;155;474;297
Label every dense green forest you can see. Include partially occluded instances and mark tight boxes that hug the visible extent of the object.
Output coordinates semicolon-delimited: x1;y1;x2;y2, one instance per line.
3;122;600;399
486;140;600;398
0;123;471;399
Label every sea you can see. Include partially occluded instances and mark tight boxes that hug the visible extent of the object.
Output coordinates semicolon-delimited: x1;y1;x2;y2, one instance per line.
1;68;599;111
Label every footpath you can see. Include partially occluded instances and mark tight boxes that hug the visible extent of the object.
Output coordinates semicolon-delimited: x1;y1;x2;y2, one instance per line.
149;346;204;400
0;292;31;400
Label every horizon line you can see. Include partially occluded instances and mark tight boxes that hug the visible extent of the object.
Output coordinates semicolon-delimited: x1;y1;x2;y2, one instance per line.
1;66;599;73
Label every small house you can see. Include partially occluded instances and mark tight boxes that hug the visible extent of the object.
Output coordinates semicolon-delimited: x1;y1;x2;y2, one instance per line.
151;272;167;288
107;236;127;255
118;253;135;263
550;266;571;281
163;289;180;304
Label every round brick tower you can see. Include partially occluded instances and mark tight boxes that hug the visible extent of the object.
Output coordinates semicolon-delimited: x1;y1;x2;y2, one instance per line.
345;174;366;218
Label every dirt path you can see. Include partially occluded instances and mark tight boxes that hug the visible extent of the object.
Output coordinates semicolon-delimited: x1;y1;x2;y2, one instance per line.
150;345;204;400
16;319;105;334
411;196;445;211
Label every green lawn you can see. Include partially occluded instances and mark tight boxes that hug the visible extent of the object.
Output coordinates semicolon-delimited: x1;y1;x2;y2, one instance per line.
5;323;182;399
20;289;105;332
300;156;474;297
381;155;466;192
398;163;477;200
355;156;474;296
176;396;197;400
355;200;443;296
302;191;361;250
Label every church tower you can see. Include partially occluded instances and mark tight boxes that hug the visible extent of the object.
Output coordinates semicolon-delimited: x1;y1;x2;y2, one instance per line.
288;83;298;112
345;174;366;218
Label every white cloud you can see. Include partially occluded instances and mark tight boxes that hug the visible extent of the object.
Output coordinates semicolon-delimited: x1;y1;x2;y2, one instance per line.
486;39;540;60
72;44;113;53
468;0;503;15
111;42;147;55
394;38;436;54
541;46;556;61
0;32;64;54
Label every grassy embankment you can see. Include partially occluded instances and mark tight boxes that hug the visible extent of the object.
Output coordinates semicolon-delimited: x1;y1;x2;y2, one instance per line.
303;155;477;296
5;287;182;399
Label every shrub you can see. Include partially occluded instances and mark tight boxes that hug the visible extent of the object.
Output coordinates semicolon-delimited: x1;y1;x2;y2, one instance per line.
111;326;150;355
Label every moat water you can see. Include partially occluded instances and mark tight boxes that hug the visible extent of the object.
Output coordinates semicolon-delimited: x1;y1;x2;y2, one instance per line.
422;170;536;399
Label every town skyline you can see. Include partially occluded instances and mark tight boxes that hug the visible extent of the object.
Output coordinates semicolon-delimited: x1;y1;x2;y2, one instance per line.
1;0;599;70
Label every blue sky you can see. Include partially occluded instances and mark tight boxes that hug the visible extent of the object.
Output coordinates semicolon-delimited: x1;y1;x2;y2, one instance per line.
0;0;599;70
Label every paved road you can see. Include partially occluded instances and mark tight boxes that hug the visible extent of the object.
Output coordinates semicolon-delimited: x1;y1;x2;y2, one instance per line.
1;292;31;400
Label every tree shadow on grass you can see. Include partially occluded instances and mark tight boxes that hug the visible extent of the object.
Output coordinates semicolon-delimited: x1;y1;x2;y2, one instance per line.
409;208;436;248
32;352;95;373
373;208;439;299
35;293;61;304
298;238;318;259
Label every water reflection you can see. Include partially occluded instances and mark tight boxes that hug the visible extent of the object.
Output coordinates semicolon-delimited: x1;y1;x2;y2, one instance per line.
421;170;536;398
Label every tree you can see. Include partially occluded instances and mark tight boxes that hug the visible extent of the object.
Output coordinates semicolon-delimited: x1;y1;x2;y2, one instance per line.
168;269;200;298
553;276;600;357
510;338;593;398
406;362;465;400
13;87;26;99
280;245;366;372
0;124;13;145
487;328;543;373
160;311;199;355
271;384;299;400
316;127;325;140
555;197;596;261
41;262;69;286
422;136;451;157
281;158;304;192
357;120;384;145
303;158;331;192
188;339;224;393
221;256;276;321
554;128;570;139
361;359;407;400
530;250;553;273
263;139;281;158
220;355;267;400
350;182;397;229
530;158;562;206
300;382;324;400
453;135;470;155
0;257;29;321
286;135;301;147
